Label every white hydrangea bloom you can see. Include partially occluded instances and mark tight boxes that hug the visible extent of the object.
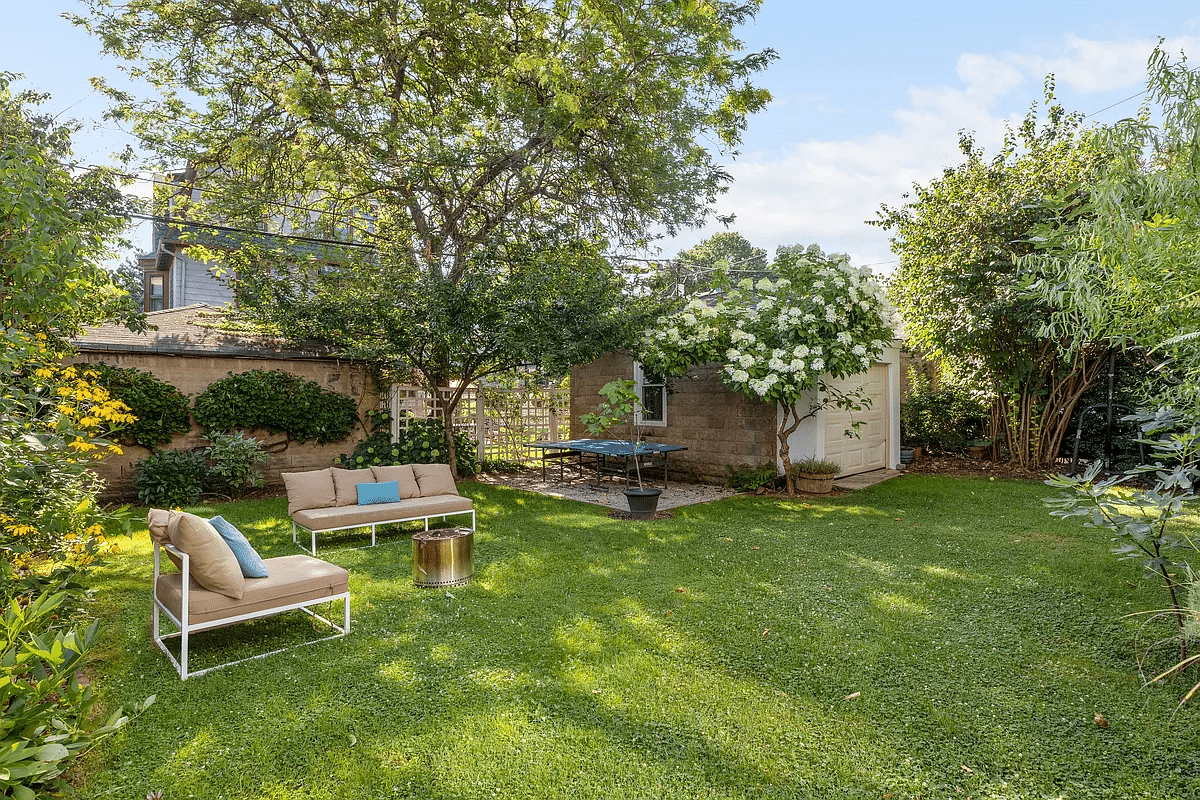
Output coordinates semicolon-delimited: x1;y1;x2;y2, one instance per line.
732;369;750;383
793;344;810;357
836;331;852;346
811;357;825;371
852;344;867;357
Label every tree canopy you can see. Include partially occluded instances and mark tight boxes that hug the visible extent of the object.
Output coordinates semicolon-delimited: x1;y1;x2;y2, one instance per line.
77;0;775;473
876;96;1109;468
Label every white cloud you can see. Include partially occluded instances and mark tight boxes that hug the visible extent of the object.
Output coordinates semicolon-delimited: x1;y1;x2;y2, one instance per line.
661;34;1194;272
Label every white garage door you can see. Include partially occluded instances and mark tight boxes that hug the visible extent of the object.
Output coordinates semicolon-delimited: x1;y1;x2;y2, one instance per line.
823;363;889;477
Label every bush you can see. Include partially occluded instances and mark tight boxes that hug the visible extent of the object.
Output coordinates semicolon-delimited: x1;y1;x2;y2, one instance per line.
85;362;191;448
338;413;479;476
204;432;269;498
1;562;153;799
726;463;777;491
132;449;208;507
193;370;358;444
900;369;989;453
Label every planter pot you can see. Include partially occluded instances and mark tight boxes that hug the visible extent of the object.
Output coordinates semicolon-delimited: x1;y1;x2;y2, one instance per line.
967;445;988;459
793;472;835;494
900;446;915;464
624;487;663;519
910;445;924;461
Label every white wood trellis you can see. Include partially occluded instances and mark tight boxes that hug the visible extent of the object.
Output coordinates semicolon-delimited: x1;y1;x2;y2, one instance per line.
385;384;570;463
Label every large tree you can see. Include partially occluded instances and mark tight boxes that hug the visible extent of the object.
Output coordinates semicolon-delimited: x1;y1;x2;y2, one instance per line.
78;0;775;473
877;98;1109;469
1021;47;1200;412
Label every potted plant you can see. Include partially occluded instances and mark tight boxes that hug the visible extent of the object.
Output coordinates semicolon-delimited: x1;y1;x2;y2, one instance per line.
790;457;840;494
579;379;662;519
966;438;991;459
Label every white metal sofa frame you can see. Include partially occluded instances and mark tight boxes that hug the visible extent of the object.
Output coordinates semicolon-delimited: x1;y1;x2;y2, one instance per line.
151;540;350;680
291;507;476;555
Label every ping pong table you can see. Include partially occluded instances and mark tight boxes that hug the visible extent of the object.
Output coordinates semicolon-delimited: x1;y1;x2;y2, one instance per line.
528;439;688;488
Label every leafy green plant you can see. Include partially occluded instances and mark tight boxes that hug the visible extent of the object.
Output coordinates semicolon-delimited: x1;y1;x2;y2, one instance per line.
579;380;649;487
790;458;841;476
337;413;478;477
900;369;989;452
1044;407;1200;707
193;370;358;444
480;459;525;474
1;561;153;799
85;363;191;448
204;432;269;498
726;463;778;491
132;449;208;507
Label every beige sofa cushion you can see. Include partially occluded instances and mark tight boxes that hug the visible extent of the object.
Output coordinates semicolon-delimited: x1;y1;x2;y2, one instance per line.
281;469;337;516
155;554;348;626
412;463;459;497
371;464;420;499
291;495;474;531
167;511;245;600
331;467;376;507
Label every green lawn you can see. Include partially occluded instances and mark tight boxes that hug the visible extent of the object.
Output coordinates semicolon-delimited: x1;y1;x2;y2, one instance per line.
80;475;1199;799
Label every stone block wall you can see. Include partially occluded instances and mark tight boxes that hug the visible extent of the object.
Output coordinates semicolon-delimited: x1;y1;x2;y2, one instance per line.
70;351;379;501
571;352;776;485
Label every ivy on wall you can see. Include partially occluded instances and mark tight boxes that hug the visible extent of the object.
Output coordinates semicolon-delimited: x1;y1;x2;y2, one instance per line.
84;362;192;448
193;369;358;443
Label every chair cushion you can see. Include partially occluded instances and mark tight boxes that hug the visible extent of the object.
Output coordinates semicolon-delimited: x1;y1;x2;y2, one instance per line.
209;516;270;578
357;480;401;505
155;554;348;626
331;467;376;507
167;512;245;600
281;469;337;516
291;495;474;531
371;464;421;499
147;508;181;568
412;463;459;497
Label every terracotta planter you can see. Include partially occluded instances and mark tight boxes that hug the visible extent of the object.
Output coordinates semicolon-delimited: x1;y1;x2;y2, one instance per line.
793;472;835;494
967;445;988;459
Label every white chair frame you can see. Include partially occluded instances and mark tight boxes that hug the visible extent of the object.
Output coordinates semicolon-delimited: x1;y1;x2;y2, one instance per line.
152;541;350;680
291;508;476;554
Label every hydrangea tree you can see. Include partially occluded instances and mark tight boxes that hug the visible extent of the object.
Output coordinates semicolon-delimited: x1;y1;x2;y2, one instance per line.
640;247;895;494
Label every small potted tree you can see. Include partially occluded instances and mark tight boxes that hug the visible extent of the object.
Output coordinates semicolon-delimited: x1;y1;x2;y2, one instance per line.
790;457;840;494
579;379;662;518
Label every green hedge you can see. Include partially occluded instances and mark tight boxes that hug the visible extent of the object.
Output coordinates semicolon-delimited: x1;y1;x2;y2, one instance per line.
193;370;358;444
338;413;478;476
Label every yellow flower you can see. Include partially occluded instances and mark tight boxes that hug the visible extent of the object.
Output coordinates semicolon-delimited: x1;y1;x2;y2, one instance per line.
68;439;97;452
34;367;55;380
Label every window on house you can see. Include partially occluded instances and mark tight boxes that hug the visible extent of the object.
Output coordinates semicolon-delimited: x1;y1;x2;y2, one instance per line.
634;363;666;426
146;273;166;311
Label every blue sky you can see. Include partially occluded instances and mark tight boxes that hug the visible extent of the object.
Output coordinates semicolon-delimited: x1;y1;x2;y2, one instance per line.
5;2;1200;270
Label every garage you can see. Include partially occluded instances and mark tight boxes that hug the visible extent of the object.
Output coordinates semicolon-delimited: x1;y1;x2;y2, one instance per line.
822;363;890;477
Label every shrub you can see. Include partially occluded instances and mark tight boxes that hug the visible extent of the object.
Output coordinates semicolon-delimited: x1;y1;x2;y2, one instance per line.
726;463;777;491
480;459;525;474
900;369;989;453
1;562;153;799
338;413;479;476
205;432;269;498
193;370;358;444
132;449;208;507
85;363;191;448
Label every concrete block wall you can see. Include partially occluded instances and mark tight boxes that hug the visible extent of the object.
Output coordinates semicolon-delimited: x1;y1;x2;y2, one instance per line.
71;351;379;501
571;352;776;485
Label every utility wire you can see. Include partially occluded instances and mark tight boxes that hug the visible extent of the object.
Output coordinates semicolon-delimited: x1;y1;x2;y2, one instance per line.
127;212;376;250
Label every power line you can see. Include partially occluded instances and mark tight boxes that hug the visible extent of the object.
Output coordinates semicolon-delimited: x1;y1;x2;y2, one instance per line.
1084;89;1148;119
127;212;376;250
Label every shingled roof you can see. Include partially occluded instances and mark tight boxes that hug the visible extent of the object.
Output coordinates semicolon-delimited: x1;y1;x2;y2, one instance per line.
74;304;338;359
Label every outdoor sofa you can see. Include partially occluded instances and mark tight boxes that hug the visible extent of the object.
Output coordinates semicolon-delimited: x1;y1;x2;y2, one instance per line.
148;508;350;680
282;464;475;554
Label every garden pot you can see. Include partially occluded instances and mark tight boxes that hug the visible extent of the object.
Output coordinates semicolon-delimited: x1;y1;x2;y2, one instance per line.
793;472;835;494
900;446;915;464
967;445;988;459
910;445;924;461
624;487;663;519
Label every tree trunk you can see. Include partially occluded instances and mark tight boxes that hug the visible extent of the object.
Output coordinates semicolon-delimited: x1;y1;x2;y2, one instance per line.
777;404;804;496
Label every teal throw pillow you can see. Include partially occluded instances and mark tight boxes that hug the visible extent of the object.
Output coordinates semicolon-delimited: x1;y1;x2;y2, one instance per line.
209;516;270;578
358;480;401;505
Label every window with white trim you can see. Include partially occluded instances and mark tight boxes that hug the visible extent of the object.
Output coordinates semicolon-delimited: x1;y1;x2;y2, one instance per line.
634;363;666;426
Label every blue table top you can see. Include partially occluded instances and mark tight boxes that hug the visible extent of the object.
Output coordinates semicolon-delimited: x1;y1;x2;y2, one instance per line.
530;439;687;456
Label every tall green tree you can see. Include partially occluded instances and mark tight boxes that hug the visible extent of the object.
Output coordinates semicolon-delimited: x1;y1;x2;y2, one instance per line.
77;0;775;473
876;97;1109;469
1021;46;1200;412
672;231;769;293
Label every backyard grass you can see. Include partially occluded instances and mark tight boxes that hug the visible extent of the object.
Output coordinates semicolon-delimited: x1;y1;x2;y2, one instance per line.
78;474;1199;799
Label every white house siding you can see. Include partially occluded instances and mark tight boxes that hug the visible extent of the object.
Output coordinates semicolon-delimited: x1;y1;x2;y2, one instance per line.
778;344;902;477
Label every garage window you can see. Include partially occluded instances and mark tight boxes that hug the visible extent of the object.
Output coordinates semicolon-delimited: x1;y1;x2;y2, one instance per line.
634;363;666;427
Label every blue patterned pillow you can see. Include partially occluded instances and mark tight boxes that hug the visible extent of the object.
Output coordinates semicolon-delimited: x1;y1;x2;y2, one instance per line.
357;480;401;505
209;516;270;578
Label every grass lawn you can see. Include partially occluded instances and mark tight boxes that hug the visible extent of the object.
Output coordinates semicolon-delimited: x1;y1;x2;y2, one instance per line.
79;475;1199;799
